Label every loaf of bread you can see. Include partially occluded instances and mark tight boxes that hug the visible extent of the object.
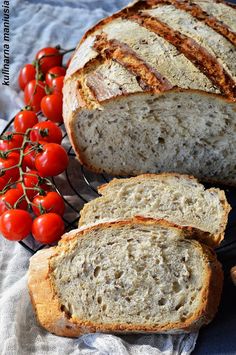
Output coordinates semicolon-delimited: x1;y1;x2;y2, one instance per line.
63;0;236;183
28;218;223;337
79;174;231;247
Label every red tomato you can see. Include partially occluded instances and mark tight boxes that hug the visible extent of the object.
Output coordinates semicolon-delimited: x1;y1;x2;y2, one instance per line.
32;191;65;216
30;121;62;144
32;213;64;243
0;177;7;191
35;143;68;177
45;66;66;87
0;209;32;241
0;131;23;151
0;188;27;215
17;169;49;200
23;144;37;170
36;47;62;74
14;110;38;133
40;94;63;123
24;80;46;112
18;64;36;91
0;152;20;183
51;76;64;94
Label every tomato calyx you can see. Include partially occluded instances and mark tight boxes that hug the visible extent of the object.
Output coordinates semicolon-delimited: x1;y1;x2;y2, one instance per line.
38;128;49;138
0;132;14;141
0;150;13;159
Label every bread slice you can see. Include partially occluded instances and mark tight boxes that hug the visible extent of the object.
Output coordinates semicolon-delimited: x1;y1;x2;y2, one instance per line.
79;174;231;247
28;218;223;337
63;0;236;183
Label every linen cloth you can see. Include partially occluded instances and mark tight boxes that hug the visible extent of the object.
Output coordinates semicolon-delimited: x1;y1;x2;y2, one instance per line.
0;0;198;354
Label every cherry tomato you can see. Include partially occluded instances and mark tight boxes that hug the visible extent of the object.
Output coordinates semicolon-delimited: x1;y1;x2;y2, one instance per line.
51;76;64;94
32;191;65;216
0;177;7;191
17;169;49;200
23;144;37;170
40;94;63;123
32;213;64;244
35;143;68;177
30;121;62;144
45;66;66;87
0;131;23;151
0;209;32;241
36;47;62;74
18;64;36;91
0;152;20;183
24;80;46;112
0;188;27;215
14;110;38;133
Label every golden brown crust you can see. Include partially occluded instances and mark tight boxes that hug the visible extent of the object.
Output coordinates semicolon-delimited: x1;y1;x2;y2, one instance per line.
63;0;236;182
126;12;236;99
69;0;236;100
145;0;236;46
93;33;173;93
28;248;92;337
28;218;223;337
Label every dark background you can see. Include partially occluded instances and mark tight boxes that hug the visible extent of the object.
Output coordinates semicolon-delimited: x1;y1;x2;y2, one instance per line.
194;3;236;352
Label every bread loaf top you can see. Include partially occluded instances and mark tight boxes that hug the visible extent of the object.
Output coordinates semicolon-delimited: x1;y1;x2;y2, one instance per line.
64;0;236;113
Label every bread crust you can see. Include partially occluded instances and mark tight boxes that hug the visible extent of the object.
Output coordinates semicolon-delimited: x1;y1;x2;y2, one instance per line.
63;0;236;183
28;218;223;337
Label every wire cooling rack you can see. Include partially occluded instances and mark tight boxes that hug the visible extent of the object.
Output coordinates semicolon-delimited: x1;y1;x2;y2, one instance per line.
0;116;113;254
1;117;236;261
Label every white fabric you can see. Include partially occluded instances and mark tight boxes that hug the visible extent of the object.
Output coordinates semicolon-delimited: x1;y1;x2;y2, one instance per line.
0;0;198;354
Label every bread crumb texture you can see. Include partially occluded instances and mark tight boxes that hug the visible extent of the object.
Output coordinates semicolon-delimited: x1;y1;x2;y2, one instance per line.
50;223;214;326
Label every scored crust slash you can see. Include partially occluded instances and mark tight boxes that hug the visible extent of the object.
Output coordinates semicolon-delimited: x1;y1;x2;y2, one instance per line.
63;0;236;183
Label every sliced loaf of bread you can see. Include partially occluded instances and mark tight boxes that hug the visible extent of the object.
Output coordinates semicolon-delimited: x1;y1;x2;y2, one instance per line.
28;218;223;337
64;0;236;182
79;174;231;247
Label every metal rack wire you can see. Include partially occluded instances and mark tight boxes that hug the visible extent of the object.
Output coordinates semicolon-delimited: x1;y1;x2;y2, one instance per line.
1;118;236;258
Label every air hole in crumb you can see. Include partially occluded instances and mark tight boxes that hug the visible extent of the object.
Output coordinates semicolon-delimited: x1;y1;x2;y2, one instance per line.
175;302;183;311
158;298;166;306
158;137;165;144
125;297;131;302
66;325;72;329
102;304;107;311
97;296;102;304
115;271;123;279
173;281;181;293
94;266;101;277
